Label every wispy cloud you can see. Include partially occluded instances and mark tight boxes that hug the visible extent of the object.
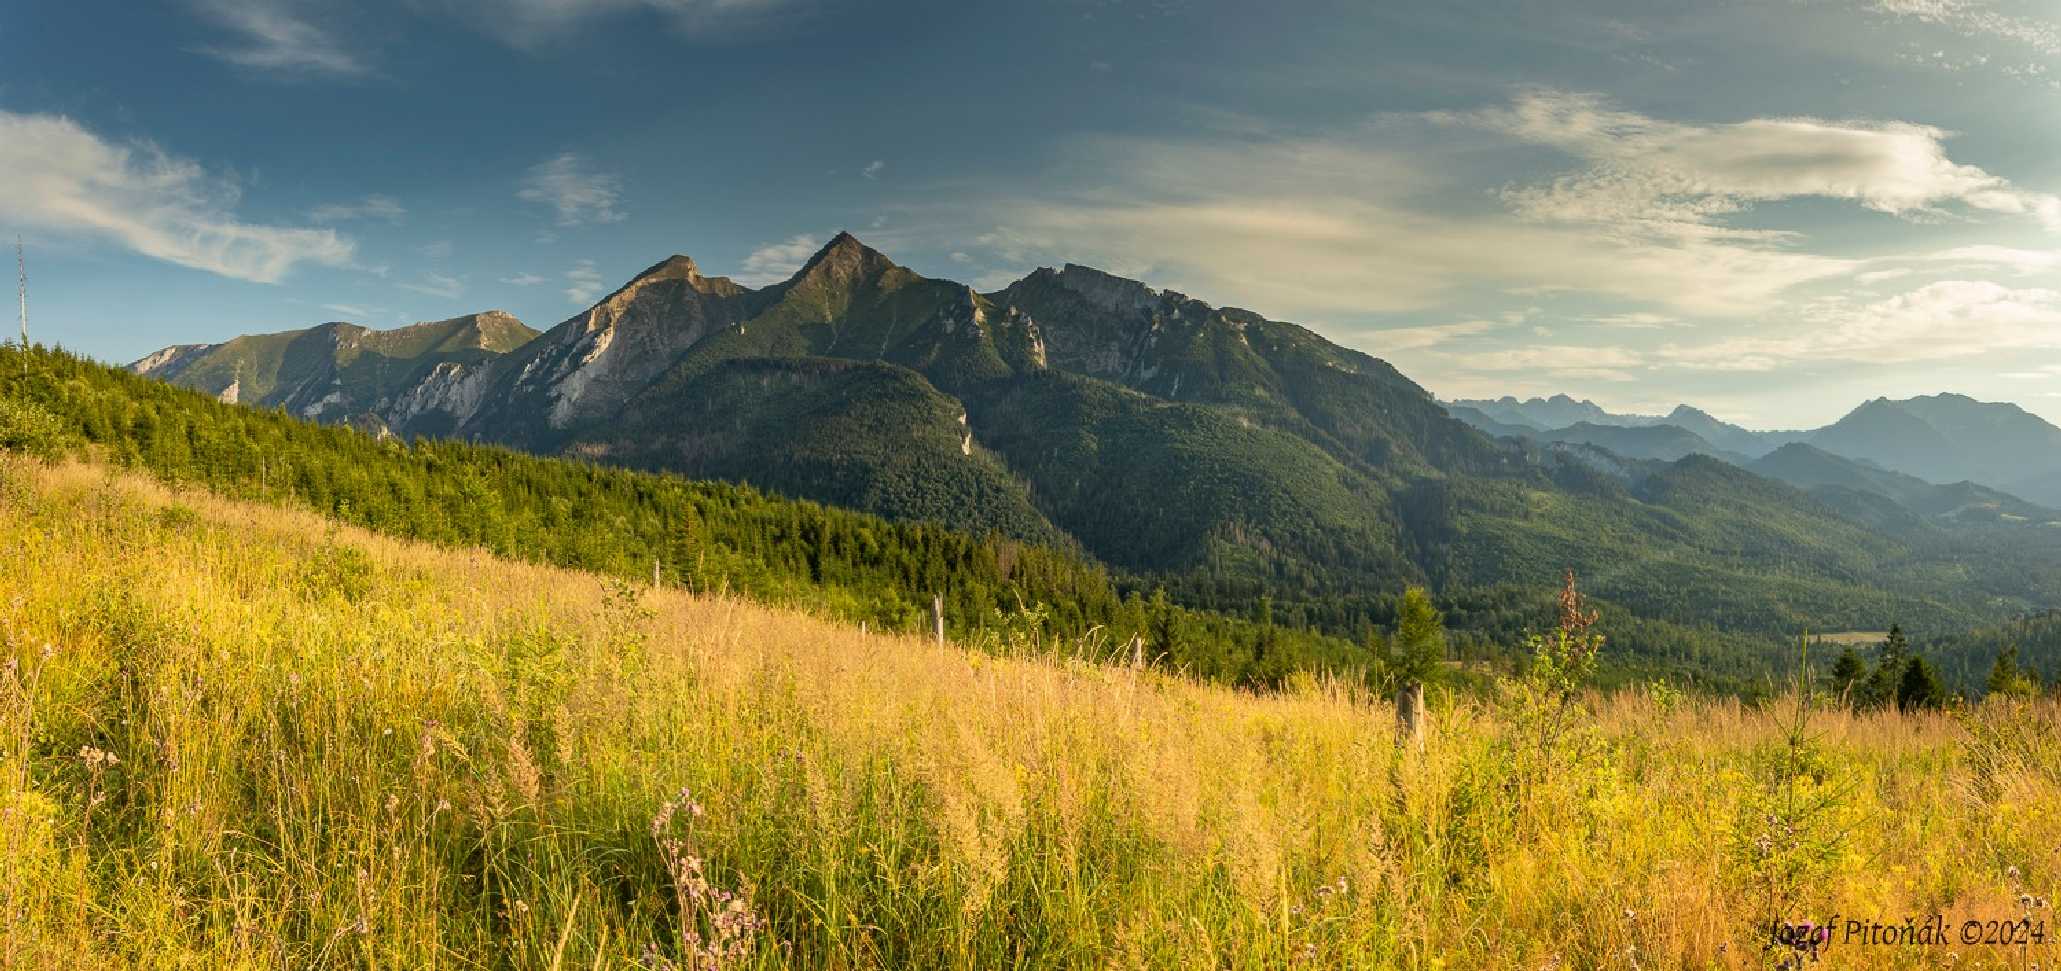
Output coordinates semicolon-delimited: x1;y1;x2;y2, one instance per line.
1660;280;2061;370
1455;88;2061;232
1867;0;2061;56
502;272;547;286
309;194;406;223
322;303;376;319
0;110;354;283
190;0;369;77
401;272;466;298
735;234;820;286
862;160;886;180
1923;244;2061;274
1586;312;1681;329
517;153;627;227
417;240;454;260
1367;320;1499;351
969;127;1857;320
952;89;2061;334
422;0;808;47
564;259;606;304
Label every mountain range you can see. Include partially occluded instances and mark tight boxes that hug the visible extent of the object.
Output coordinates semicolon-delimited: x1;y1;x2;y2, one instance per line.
1448;393;2061;510
131;234;2061;649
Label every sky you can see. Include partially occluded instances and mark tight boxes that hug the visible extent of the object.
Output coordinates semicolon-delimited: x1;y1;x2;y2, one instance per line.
2;0;2059;429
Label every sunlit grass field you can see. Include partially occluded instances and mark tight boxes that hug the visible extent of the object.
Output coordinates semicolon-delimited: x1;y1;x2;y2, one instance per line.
3;455;2058;969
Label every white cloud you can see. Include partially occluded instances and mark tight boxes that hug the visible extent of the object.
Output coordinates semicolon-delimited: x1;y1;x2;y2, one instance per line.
1448;344;1648;374
1459;89;2061;232
502;272;547;286
956;90;2061;336
1924;244;2061;273
1868;0;2061;56
1661;280;2061;370
190;0;369;77
981;135;1856;319
862;160;886;180
401;272;465;298
322;303;375;319
564;259;607;304
517;153;627;227
735;234;820;286
309;194;405;223
0;110;354;283
421;0;803;46
1367;320;1498;351
417;239;454;260
1586;312;1681;329
948;251;972;263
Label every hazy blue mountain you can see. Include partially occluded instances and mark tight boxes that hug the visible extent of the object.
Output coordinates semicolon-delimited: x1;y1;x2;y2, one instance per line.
1445;396;1798;458
1534;422;1745;463
1445;394;1631;431
1751;442;2060;527
1808;394;2061;507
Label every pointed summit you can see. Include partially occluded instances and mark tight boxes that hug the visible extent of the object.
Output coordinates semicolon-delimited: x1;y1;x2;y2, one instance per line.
788;231;899;289
586;254;742;306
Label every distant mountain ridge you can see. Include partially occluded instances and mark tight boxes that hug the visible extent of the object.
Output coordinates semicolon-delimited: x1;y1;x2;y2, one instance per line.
132;311;538;420
129;232;2061;654
1446;390;2061;510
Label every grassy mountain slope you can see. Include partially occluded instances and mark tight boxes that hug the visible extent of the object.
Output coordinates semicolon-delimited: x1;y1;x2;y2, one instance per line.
9;344;1393;687
4;453;2054;968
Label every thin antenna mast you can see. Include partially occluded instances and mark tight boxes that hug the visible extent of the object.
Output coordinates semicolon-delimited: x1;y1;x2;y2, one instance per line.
15;237;25;376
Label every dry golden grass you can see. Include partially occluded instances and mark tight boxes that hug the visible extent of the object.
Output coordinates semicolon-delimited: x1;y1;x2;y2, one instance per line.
1;456;2058;969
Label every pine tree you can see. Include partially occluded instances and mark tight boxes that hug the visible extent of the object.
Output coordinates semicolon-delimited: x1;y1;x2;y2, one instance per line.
1862;625;1911;709
1387;586;1446;690
1146;586;1178;665
1830;646;1865;701
1986;645;2038;699
1896;655;1947;711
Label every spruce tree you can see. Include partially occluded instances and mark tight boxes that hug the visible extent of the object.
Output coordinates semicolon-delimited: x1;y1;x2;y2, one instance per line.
1896;655;1947;711
1986;645;2037;699
1146;587;1178;665
1388;586;1446;690
1830;646;1865;701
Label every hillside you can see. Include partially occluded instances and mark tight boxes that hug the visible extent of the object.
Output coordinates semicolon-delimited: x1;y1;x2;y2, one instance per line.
11;343;1437;688
2;452;2056;968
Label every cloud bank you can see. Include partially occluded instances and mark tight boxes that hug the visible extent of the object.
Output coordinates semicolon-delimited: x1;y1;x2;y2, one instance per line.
0;110;354;283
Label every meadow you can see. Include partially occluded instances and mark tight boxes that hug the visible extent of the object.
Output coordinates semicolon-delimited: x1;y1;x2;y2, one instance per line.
2;454;2058;969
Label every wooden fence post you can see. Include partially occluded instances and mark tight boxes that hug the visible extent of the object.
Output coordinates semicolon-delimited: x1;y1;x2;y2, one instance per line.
932;594;945;645
1397;682;1426;752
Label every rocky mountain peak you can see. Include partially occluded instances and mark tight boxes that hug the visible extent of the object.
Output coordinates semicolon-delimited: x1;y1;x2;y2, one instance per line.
1051;263;1161;314
789;232;898;290
617;254;743;299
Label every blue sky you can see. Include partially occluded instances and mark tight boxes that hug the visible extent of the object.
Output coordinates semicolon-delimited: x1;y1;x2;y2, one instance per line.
3;0;2059;427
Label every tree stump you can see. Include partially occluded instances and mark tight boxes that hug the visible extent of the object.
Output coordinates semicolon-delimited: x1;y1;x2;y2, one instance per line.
1396;682;1426;752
